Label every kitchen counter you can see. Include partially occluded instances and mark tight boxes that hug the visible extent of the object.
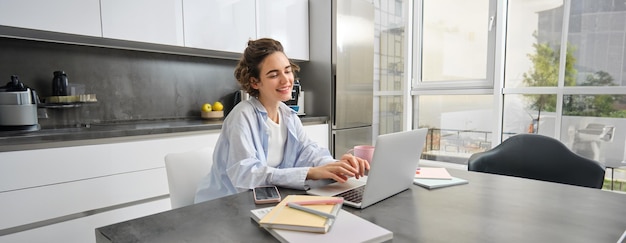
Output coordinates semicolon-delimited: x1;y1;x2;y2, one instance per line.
0;116;328;152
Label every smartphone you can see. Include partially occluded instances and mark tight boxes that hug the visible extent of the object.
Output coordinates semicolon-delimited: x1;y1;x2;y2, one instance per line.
253;186;281;204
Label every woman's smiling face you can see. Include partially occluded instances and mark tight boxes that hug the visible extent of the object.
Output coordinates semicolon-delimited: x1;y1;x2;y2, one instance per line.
252;51;294;105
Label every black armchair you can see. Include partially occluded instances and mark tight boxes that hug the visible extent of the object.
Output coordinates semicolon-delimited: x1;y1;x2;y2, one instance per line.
467;133;606;189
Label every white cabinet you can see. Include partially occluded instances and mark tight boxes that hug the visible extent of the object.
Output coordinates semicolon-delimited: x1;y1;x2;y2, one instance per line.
0;124;323;242
257;0;309;61
183;0;309;60
303;123;329;149
100;0;184;46
183;0;256;53
0;0;308;60
0;131;220;243
0;0;102;37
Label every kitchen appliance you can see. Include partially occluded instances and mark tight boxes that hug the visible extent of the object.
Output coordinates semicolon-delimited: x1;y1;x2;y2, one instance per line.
52;70;69;96
227;89;252;117
0;75;40;131
234;90;251;104
283;79;305;116
330;0;374;156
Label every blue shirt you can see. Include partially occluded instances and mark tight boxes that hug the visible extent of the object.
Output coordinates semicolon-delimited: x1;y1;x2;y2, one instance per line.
194;98;335;203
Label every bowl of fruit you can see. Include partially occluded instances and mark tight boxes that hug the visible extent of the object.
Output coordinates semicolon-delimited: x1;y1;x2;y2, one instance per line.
201;101;224;119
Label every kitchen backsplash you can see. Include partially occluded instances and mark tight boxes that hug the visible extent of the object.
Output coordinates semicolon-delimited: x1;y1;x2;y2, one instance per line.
0;37;240;128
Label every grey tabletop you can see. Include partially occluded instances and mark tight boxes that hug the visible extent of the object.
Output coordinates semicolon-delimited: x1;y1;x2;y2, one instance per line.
96;169;626;243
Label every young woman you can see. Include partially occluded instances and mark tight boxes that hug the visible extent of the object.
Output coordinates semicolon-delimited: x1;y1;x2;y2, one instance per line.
195;38;369;203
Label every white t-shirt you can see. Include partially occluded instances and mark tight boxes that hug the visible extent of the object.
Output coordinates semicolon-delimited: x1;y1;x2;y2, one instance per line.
266;111;286;167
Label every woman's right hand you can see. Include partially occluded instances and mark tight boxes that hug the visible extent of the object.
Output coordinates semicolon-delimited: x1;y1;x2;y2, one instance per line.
306;161;359;182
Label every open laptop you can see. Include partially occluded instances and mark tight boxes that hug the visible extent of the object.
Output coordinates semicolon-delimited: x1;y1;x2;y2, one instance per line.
307;128;428;208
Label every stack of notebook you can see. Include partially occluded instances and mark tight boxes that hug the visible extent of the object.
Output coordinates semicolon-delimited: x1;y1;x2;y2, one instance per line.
250;195;392;243
413;167;469;189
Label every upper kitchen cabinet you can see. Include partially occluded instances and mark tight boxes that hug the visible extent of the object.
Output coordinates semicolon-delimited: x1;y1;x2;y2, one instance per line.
0;0;101;37
183;0;256;53
257;0;309;61
101;0;184;46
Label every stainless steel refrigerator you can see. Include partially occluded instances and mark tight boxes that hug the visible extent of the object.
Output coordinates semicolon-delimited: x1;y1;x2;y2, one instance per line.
330;0;374;157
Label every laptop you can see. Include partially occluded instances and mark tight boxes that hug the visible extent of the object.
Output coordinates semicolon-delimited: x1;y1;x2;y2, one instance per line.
307;128;428;208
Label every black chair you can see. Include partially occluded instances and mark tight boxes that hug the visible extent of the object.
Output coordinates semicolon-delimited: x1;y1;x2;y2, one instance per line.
467;133;606;189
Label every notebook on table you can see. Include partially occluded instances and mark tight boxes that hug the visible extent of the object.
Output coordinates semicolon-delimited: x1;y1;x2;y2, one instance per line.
307;128;428;209
251;206;393;243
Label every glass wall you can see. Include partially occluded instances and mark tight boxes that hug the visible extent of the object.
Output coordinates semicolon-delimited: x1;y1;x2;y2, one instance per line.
374;0;409;136
568;0;626;87
421;0;490;82
504;0;626;159
504;0;564;88
415;95;494;164
412;0;497;163
501;0;626;191
380;0;626;191
502;94;557;138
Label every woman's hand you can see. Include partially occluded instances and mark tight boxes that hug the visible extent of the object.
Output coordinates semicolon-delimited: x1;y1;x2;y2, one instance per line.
306;154;370;182
339;153;370;179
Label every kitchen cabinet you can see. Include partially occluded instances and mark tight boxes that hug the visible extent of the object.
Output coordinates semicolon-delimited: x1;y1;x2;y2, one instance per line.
0;0;101;37
0;0;308;60
183;0;256;53
183;0;309;60
0;131;220;243
304;123;329;148
100;0;184;46
0;122;325;243
257;0;309;61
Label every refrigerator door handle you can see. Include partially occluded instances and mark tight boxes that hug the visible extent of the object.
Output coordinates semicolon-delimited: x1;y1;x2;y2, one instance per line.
332;74;337;129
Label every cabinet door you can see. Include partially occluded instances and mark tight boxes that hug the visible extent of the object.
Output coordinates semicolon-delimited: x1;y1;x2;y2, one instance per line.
0;0;101;37
183;0;256;53
304;124;329;148
256;0;309;61
101;0;184;46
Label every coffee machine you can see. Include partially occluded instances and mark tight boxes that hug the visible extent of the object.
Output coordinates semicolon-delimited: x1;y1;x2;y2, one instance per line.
0;75;40;131
284;79;305;116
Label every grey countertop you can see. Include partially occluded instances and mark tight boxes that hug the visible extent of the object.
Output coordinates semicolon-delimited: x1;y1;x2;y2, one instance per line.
0;116;328;152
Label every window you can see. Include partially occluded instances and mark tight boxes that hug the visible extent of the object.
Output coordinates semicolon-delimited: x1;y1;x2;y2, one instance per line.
411;0;498;164
502;0;626;191
417;0;495;88
374;0;409;136
415;94;494;164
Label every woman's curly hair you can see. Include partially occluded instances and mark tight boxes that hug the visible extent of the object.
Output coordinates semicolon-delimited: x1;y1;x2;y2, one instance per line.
234;38;300;98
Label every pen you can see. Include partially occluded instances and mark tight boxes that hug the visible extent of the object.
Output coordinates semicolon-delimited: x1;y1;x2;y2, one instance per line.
291;198;344;205
287;202;336;219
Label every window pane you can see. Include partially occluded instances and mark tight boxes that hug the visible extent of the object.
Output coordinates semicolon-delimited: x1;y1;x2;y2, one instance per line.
421;0;489;82
379;28;405;91
502;94;557;139
567;0;626;86
379;96;403;134
374;0;408;135
415;95;494;164
561;94;626;164
505;1;564;88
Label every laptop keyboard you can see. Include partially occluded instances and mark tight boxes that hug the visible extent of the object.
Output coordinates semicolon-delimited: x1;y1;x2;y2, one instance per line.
336;185;365;203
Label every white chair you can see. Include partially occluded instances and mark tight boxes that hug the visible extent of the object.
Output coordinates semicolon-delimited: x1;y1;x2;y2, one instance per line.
164;146;214;209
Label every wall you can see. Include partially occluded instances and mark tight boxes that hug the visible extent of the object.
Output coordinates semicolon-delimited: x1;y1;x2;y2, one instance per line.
0;37;240;128
297;0;332;120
